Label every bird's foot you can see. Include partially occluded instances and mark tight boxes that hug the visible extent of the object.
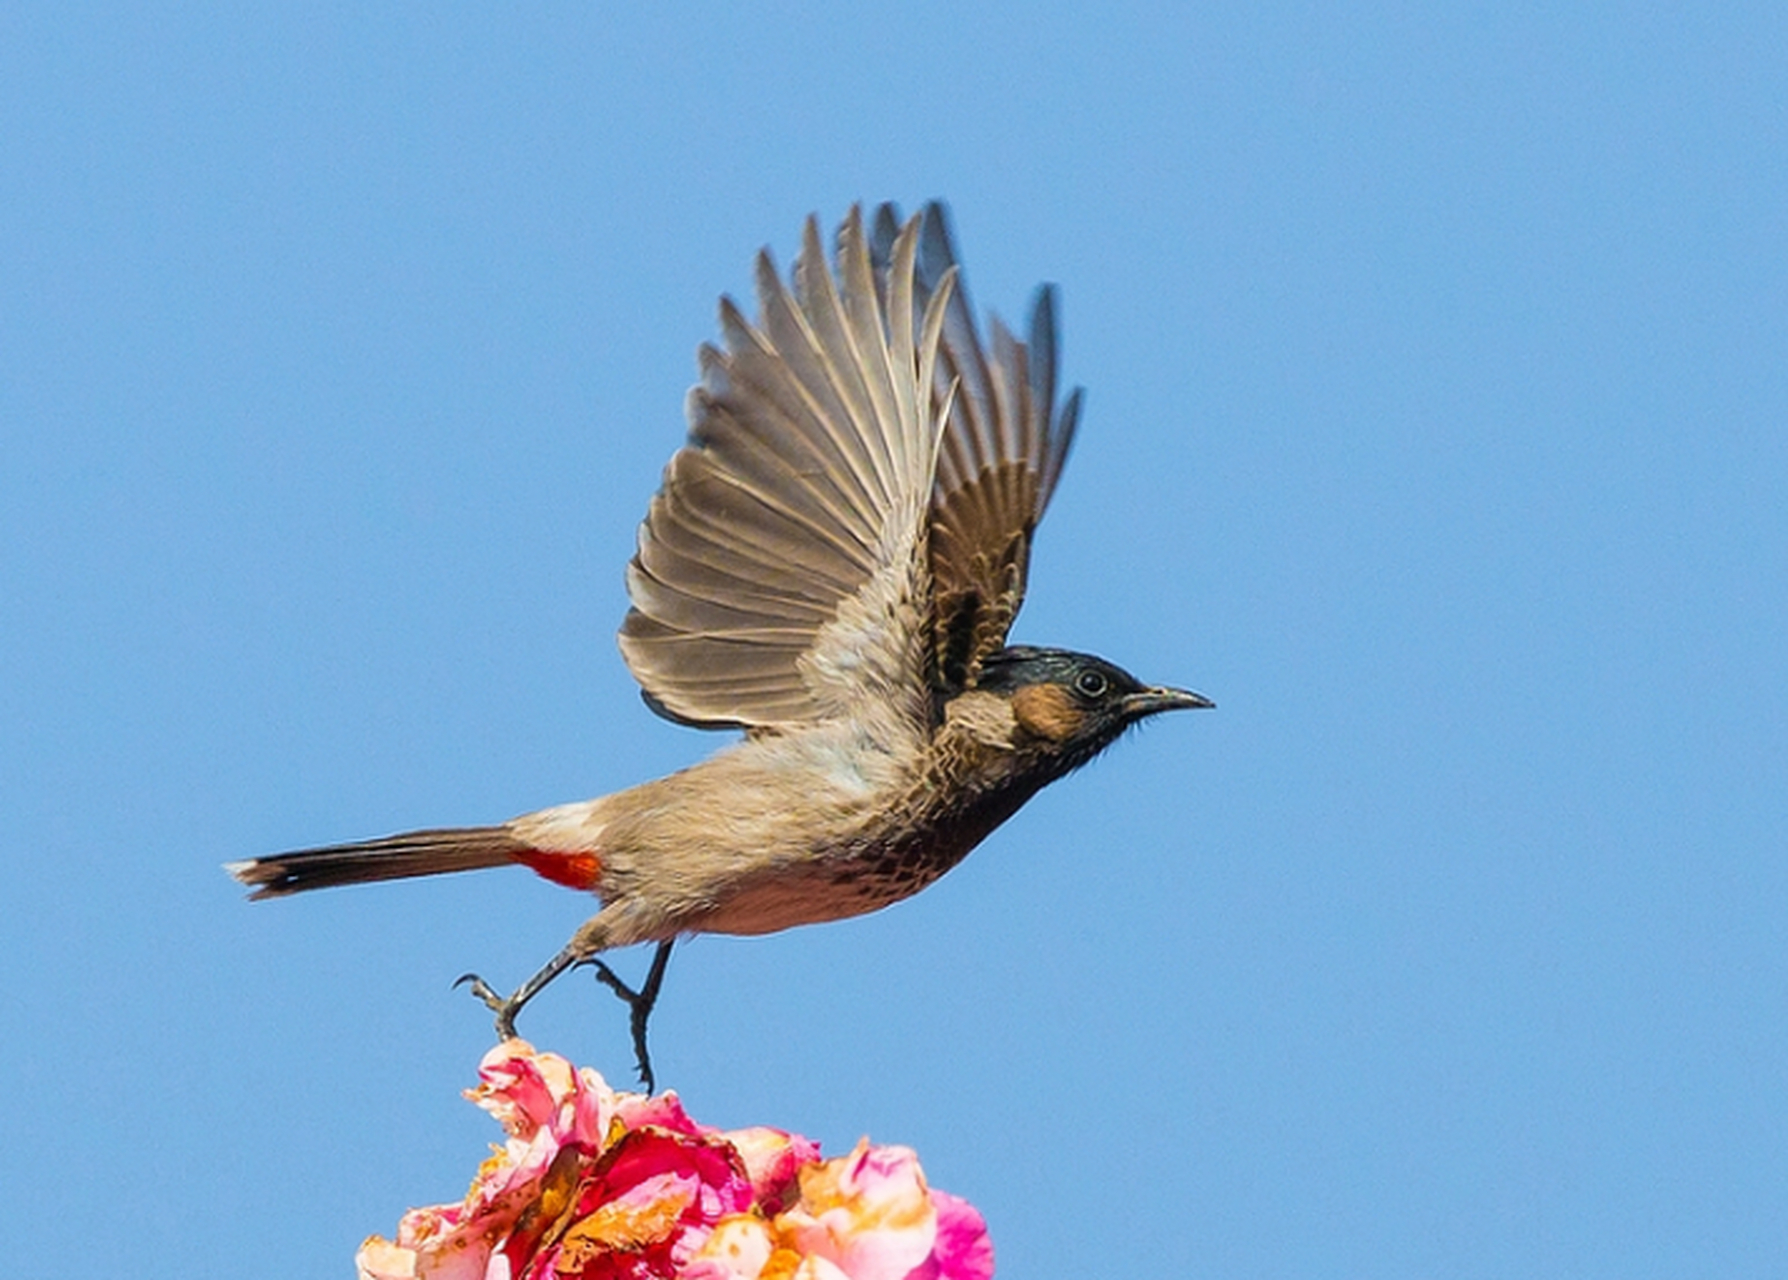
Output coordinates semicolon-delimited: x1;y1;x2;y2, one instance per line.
590;940;674;1095
454;941;585;1042
453;971;527;1040
452;940;674;1094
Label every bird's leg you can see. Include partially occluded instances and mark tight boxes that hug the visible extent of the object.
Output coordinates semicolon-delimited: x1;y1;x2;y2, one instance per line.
455;941;584;1041
591;939;674;1094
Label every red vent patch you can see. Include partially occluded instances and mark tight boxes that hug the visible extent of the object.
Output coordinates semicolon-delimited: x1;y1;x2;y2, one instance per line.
510;847;604;891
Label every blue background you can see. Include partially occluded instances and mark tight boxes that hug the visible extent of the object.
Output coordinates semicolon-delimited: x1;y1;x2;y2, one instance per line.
4;6;1785;1275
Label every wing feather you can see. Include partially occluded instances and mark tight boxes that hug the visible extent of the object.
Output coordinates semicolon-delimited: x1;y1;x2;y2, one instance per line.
870;202;1083;691
619;209;951;731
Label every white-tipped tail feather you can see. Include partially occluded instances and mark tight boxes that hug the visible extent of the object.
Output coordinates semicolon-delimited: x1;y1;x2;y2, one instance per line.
226;827;528;900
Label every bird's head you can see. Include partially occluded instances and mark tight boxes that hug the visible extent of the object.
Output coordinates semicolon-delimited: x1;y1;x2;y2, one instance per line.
974;645;1213;778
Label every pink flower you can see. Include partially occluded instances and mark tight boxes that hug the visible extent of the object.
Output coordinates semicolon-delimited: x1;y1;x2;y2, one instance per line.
357;1042;992;1280
911;1193;995;1280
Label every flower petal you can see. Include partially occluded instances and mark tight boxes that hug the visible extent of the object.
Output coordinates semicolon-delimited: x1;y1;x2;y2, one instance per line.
909;1191;994;1280
685;1217;776;1280
721;1127;823;1214
776;1141;937;1280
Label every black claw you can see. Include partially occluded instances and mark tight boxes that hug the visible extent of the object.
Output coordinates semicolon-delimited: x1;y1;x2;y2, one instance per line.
591;941;673;1093
454;971;522;1040
453;971;494;1002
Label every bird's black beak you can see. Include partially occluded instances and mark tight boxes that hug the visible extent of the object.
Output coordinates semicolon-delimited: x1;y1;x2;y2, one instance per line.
1121;685;1216;717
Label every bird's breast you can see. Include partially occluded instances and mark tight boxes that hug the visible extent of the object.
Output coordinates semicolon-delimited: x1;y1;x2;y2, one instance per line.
595;705;1046;940
687;729;1044;936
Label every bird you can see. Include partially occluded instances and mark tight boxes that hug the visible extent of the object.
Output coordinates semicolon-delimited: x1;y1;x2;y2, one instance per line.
227;202;1212;1090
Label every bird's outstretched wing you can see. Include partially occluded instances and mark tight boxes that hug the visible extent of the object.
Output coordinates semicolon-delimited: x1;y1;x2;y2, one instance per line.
869;203;1083;694
619;209;954;731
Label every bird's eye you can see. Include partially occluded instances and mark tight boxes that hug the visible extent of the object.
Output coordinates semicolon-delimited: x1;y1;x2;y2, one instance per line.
1074;669;1110;700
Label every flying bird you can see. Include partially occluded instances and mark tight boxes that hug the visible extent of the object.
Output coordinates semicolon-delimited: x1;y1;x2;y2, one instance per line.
228;203;1212;1089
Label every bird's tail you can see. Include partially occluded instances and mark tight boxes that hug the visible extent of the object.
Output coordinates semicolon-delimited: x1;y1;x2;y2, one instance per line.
225;827;529;900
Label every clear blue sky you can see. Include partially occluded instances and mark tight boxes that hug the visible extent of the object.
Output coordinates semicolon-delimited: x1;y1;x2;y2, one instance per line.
4;6;1785;1276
